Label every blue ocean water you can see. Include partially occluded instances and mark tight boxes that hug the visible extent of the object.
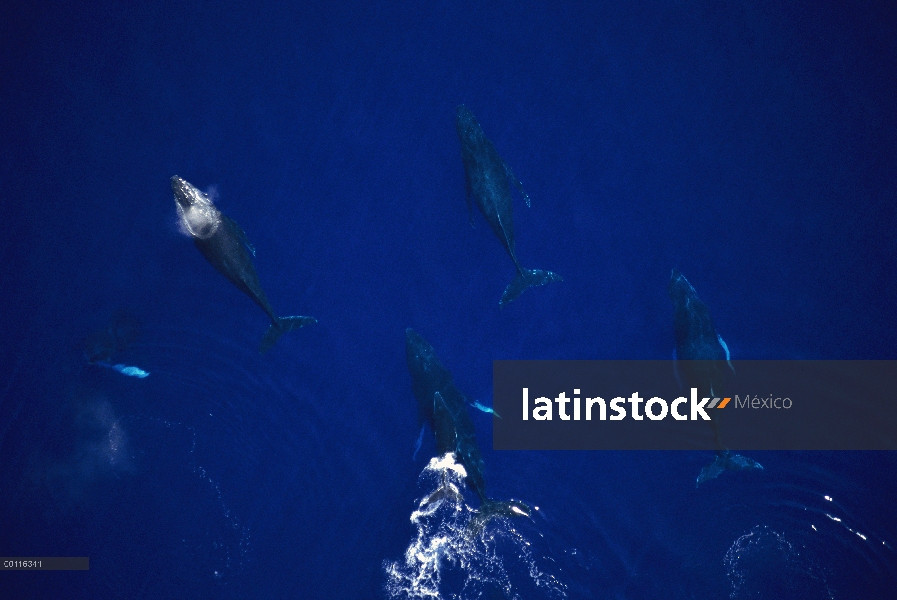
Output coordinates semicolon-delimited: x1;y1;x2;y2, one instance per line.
1;1;895;598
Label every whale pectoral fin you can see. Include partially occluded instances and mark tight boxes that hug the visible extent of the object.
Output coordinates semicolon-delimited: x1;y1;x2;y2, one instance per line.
117;365;150;378
503;161;531;208
259;315;317;354
717;334;735;374
672;348;684;391
412;424;426;460
224;215;256;257
470;401;502;419
96;362;150;378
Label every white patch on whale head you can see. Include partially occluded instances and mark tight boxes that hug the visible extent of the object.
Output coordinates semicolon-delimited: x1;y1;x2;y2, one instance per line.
175;181;221;240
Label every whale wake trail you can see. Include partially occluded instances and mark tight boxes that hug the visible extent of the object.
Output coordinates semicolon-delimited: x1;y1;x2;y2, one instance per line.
384;454;566;600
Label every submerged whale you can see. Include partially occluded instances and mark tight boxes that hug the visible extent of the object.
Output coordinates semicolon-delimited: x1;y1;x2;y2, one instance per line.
405;328;531;530
84;312;150;377
84;311;140;364
455;105;561;307
669;268;733;397
171;176;317;353
669;269;762;486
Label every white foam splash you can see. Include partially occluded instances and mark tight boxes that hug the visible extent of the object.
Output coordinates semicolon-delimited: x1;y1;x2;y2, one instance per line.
725;525;833;600
384;453;566;600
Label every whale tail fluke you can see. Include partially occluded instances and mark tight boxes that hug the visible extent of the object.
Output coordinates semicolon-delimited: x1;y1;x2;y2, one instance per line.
696;450;764;487
467;498;533;537
500;268;562;307
260;315;317;354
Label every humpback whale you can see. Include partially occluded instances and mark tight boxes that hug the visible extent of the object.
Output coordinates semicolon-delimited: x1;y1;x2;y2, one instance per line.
84;312;150;377
84;311;140;364
669;268;733;397
455;105;562;307
171;176;317;353
405;329;531;530
669;269;762;486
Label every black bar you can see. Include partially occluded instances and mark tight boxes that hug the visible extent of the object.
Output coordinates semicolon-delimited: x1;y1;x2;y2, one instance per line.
0;558;89;571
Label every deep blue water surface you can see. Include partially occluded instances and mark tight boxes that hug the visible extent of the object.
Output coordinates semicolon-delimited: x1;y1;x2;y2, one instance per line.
1;1;895;598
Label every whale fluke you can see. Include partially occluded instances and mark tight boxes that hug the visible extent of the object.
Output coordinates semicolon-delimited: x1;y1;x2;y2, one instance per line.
501;268;563;307
468;499;533;537
260;315;318;354
696;450;764;487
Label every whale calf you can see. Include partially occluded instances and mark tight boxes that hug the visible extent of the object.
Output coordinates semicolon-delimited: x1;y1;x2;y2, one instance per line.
171;176;316;353
456;105;561;307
